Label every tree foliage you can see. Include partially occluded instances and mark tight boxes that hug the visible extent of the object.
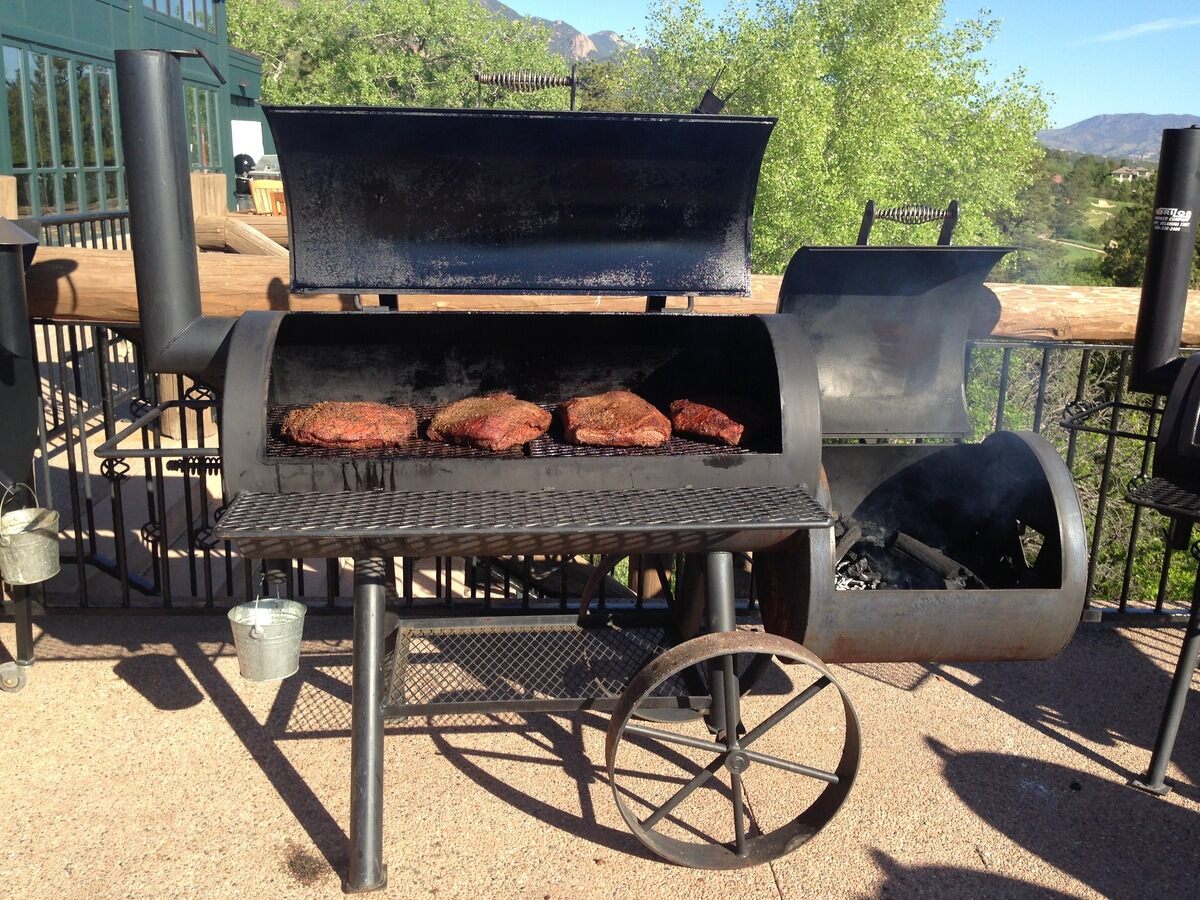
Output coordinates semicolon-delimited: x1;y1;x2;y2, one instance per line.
228;0;568;108
230;0;1048;274
606;0;1048;271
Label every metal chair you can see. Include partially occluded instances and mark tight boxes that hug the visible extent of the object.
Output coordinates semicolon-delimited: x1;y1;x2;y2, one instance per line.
857;199;959;246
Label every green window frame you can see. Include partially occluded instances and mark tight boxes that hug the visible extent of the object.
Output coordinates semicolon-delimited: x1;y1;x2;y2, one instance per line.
185;83;222;172
3;44;124;217
143;0;218;36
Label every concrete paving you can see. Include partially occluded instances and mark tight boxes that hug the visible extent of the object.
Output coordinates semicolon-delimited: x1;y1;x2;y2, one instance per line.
1;614;1196;899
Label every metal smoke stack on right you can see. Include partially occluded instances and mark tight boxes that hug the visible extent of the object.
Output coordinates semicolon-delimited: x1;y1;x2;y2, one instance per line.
1130;126;1200;395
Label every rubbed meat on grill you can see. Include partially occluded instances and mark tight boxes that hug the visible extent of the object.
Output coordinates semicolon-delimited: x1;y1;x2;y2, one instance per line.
427;393;552;451
669;398;752;447
558;390;672;447
281;401;417;449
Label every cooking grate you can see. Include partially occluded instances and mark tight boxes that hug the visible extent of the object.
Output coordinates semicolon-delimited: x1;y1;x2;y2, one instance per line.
1127;476;1200;521
265;404;755;460
384;615;695;716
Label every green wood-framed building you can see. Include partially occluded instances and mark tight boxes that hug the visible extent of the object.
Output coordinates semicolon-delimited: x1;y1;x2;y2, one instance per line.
1;0;267;216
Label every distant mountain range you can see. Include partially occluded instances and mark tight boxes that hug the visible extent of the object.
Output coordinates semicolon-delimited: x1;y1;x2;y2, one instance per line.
479;0;625;61
1038;114;1200;160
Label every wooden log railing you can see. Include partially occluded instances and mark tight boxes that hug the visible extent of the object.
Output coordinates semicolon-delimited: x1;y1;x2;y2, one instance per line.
22;245;1200;344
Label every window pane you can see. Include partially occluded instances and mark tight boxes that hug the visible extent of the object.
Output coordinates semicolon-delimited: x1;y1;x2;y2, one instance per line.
86;172;101;212
4;47;27;168
29;54;53;168
104;170;118;210
62;170;79;213
185;86;199;167
76;63;95;166
53;58;76;167
96;66;116;166
15;174;31;217
206;0;215;33
171;0;182;19
183;0;194;25
199;89;212;167
39;171;58;214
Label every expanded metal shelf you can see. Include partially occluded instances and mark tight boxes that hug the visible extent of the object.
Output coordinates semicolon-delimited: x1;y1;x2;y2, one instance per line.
384;614;699;717
1127;477;1200;522
213;484;831;558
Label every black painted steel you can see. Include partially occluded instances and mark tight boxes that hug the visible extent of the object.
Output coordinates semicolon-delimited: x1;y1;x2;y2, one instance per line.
383;614;698;718
776;245;1011;437
264;106;774;295
114;50;234;382
0;220;39;492
220;310;821;498
1130;127;1200;395
213;485;830;559
1132;562;1200;795
347;559;388;893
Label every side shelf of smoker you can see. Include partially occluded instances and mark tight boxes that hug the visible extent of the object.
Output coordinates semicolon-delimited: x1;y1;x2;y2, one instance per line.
756;432;1087;662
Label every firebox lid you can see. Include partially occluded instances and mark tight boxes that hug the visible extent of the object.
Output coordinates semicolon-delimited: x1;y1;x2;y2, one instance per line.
776;245;1012;439
263;106;775;297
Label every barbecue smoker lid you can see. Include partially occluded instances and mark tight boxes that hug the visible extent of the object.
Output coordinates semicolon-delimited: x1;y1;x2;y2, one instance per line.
777;245;1012;438
263;106;775;296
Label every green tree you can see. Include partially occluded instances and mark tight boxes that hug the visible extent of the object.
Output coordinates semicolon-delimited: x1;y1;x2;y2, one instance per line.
611;0;1048;272
227;0;568;109
1101;177;1200;288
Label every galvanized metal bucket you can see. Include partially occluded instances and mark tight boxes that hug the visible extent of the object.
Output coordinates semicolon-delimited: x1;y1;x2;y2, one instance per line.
227;597;306;682
0;484;60;586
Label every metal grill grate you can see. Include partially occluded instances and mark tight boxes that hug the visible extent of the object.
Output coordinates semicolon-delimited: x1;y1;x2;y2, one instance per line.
384;616;694;716
1128;477;1200;521
265;404;755;460
216;484;830;537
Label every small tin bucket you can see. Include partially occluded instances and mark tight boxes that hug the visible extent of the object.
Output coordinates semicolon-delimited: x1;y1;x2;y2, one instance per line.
228;595;306;681
0;484;60;586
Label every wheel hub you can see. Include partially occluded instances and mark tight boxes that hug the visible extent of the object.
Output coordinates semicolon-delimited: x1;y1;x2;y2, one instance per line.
725;749;751;774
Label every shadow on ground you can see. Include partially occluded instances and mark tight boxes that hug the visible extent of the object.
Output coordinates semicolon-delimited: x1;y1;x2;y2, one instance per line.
931;743;1200;900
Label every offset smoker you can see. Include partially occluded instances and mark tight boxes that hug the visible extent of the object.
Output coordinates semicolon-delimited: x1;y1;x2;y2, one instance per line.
758;246;1088;662
114;51;850;891
1123;126;1200;795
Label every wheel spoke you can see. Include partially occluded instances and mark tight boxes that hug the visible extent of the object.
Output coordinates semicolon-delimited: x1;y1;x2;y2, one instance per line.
641;754;725;831
624;722;726;755
742;675;831;748
731;771;747;856
722;653;741;749
742;748;839;784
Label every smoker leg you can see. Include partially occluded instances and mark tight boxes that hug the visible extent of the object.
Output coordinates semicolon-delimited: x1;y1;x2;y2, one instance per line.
14;585;34;667
1133;565;1200;796
344;558;388;893
704;552;738;737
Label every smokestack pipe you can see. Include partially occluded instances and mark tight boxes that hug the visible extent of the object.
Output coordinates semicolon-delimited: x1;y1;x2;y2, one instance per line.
1130;126;1200;394
114;50;233;382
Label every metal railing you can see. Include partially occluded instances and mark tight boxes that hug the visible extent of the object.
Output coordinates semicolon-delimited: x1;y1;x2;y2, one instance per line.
6;211;1196;621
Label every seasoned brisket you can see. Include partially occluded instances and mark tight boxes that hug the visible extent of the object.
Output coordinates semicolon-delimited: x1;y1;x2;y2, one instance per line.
669;398;752;447
558;390;672;447
281;401;417;449
427;393;552;451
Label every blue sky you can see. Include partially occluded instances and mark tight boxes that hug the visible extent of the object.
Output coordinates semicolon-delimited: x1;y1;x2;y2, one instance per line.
508;1;1200;127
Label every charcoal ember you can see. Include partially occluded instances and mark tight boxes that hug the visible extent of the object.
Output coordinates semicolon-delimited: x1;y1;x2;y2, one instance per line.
427;393;552;452
668;397;753;447
281;401;417;449
835;553;882;590
558;390;671;447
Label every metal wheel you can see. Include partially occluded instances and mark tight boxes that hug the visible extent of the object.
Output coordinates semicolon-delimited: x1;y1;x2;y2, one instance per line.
0;662;27;693
606;631;859;868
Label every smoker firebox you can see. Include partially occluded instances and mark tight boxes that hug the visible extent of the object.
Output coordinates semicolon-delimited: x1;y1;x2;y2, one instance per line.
757;245;1088;663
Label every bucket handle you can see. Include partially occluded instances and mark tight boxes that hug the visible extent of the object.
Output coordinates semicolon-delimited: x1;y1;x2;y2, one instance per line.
248;570;282;639
0;483;40;547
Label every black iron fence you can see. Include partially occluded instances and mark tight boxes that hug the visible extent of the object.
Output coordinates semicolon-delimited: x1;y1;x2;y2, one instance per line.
6;213;1196;621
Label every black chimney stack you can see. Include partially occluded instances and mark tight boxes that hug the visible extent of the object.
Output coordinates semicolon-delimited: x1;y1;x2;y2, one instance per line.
1130;126;1200;394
